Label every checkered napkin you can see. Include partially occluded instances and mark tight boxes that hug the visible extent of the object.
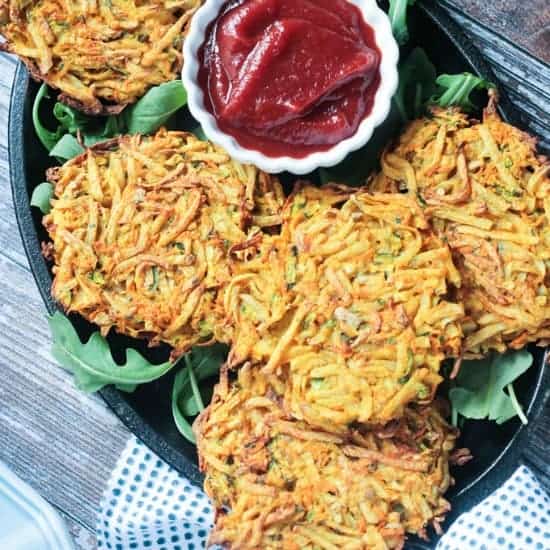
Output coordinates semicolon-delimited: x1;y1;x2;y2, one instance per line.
96;436;549;550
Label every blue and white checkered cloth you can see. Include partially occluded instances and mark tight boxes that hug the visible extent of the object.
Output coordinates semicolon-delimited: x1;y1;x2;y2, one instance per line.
96;436;549;550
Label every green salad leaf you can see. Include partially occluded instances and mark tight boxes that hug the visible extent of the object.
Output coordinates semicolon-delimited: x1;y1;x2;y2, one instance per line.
33;81;188;158
394;47;437;122
50;134;85;161
388;0;417;45
30;182;54;214
32;83;63;151
81;116;122;147
449;350;532;426
48;311;176;393
171;344;227;444
53;102;90;134
124;80;188;135
431;73;495;111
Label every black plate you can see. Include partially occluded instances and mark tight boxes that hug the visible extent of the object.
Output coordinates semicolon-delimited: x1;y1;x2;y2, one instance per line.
7;1;549;547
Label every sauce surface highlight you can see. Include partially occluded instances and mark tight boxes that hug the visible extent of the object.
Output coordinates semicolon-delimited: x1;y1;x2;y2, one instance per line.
198;0;381;158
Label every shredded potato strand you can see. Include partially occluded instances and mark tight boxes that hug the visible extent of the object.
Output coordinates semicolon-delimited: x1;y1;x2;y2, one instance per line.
223;184;464;429
0;0;202;112
371;104;550;356
44;130;284;356
196;365;459;550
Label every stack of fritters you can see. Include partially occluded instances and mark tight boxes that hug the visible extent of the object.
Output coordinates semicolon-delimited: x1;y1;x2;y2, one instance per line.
44;135;467;545
224;184;464;429
40;101;549;548
44;130;283;355
196;364;461;550
0;0;201;113
371;101;550;356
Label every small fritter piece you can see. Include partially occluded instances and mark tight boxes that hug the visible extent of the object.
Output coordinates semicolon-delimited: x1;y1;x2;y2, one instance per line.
44;130;284;355
371;100;550;356
223;185;464;429
196;364;462;550
0;0;201;114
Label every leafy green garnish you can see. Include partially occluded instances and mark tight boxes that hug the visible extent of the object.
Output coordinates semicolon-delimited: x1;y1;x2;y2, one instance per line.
48;311;176;393
32;81;188;158
30;182;54;214
388;0;416;45
53;102;90;134
171;344;227;444
123;80;188;135
394;47;437;122
449;350;532;426
430;73;495;111
50;134;85;161
32;84;62;151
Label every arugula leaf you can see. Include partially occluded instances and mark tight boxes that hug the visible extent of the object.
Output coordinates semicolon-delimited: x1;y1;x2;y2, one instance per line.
32;84;63;151
82;116;123;146
53;102;90;134
430;73;495;111
185;354;205;411
179;382;215;416
172;369;198;443
48;311;175;393
171;344;227;443
50;134;85;161
30;182;54;214
103;116;124;138
124;80;188;135
52;101;117;147
449;350;532;425
388;0;416;45
394;47;437;122
34;81;188;157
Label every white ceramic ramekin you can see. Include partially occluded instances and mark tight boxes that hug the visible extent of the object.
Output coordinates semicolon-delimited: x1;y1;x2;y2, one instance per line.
182;0;399;175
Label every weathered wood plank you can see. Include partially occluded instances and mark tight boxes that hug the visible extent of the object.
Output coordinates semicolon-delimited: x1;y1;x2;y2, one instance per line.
441;0;550;152
0;249;130;528
448;0;550;63
0;53;130;539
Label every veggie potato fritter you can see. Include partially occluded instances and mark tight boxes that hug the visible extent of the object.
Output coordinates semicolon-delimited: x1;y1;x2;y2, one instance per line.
44;130;284;356
371;100;550;356
196;364;463;550
223;184;464;429
0;0;201;114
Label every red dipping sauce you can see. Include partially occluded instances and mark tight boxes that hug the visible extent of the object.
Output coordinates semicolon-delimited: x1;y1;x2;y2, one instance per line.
198;0;381;159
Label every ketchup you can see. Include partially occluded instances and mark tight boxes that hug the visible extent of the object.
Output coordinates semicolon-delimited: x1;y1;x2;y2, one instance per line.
198;0;381;159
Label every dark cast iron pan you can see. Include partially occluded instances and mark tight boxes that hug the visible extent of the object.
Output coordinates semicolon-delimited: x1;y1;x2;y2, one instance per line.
7;1;549;547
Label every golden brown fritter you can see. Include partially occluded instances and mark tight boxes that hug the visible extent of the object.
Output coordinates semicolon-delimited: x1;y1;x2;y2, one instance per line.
196;364;462;550
44;129;283;356
0;0;201;114
371;100;550;356
222;184;464;430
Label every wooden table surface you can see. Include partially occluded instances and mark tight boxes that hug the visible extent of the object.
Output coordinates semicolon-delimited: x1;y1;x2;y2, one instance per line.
0;2;548;548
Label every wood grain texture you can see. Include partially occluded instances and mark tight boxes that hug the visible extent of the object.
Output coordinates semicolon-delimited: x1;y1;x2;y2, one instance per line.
0;2;549;547
449;0;550;62
441;0;550;152
0;53;130;542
